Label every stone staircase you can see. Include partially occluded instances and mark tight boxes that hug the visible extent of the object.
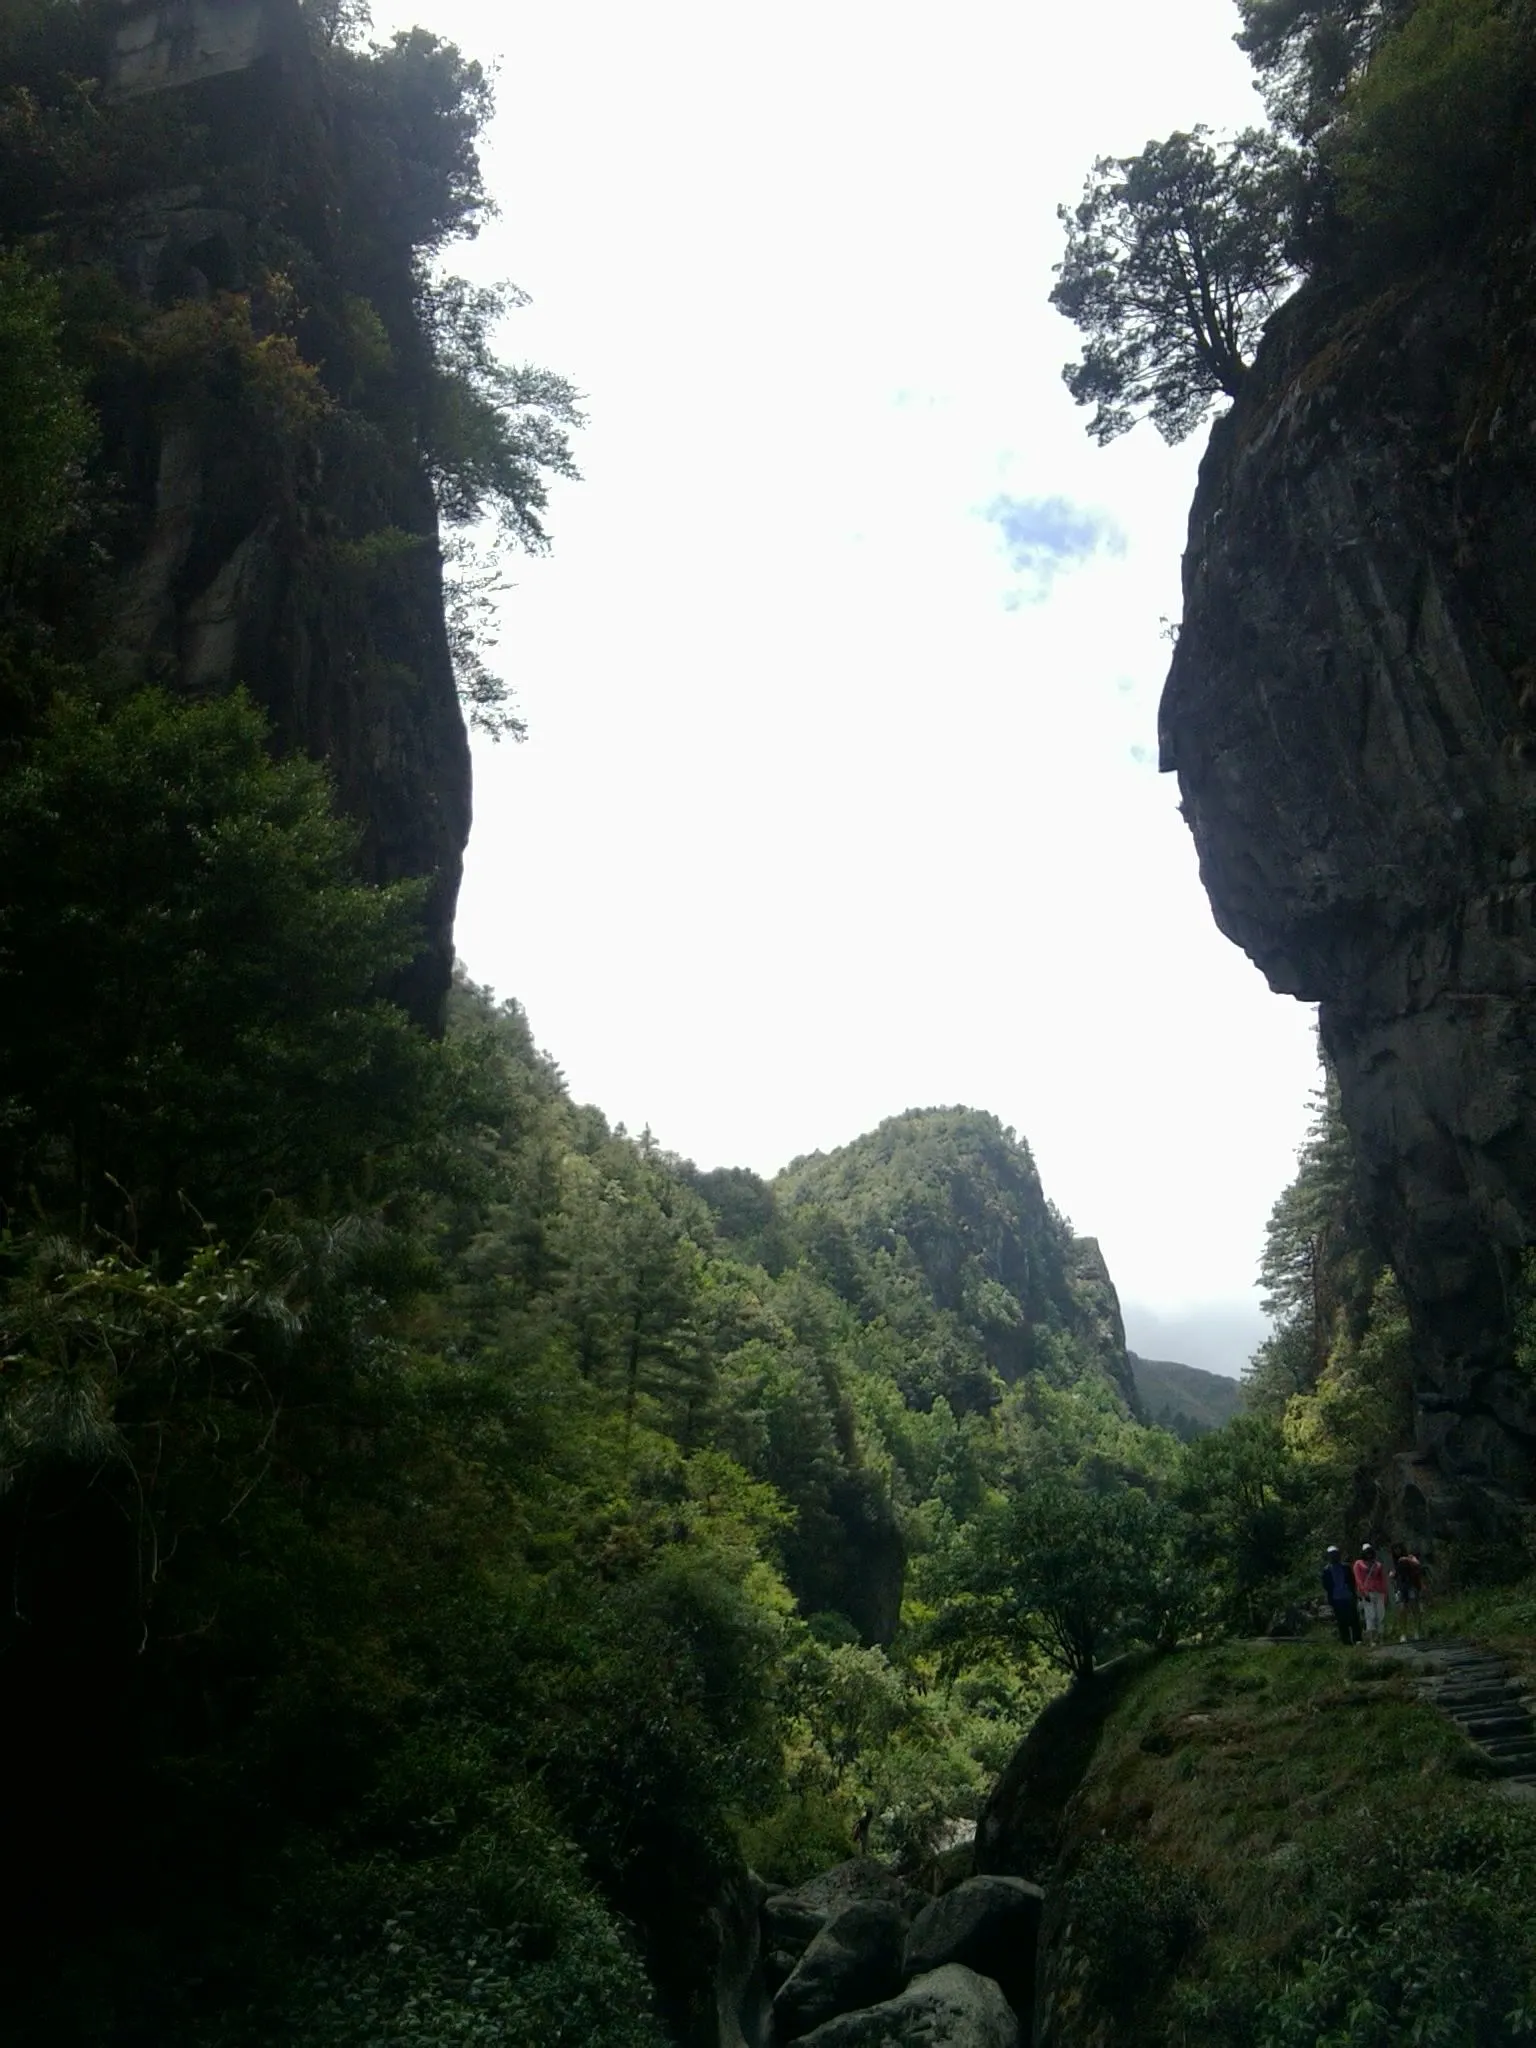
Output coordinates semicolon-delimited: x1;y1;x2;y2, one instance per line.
1380;1637;1536;1794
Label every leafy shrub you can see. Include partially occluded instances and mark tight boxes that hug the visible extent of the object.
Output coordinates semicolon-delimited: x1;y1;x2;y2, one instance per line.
0;248;92;562
931;1474;1182;1677
220;1797;667;2048
1253;1805;1536;2046
0;686;437;1233
1062;1840;1209;2012
1332;0;1536;239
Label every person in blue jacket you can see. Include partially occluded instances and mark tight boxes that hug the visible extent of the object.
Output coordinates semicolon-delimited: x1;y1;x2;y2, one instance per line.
1321;1545;1362;1644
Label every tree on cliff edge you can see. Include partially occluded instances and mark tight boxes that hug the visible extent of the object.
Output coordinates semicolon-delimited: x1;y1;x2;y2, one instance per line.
1236;0;1419;138
1052;127;1296;444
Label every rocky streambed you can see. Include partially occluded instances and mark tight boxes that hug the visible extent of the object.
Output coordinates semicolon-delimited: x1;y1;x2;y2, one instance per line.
718;1856;1043;2048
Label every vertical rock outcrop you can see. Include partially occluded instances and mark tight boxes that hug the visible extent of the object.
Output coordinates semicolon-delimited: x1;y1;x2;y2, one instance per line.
1159;232;1536;1517
89;0;472;1025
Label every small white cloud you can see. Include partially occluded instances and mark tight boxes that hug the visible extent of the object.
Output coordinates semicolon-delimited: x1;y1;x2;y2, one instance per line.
983;492;1127;602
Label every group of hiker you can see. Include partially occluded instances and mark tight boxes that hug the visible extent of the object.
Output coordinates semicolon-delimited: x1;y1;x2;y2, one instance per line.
1320;1540;1427;1645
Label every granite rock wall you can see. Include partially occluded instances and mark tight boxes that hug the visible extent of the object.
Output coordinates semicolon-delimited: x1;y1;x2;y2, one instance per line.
93;0;471;1026
1159;231;1536;1520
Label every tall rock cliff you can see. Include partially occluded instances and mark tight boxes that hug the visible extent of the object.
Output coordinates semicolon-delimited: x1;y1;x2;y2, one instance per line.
7;0;476;1024
1159;226;1536;1525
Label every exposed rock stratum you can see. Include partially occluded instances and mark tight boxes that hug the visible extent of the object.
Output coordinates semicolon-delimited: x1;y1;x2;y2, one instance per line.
1160;231;1536;1523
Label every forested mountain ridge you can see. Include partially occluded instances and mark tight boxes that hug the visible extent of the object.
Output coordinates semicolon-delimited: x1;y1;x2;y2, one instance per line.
769;1110;1141;1416
1128;1354;1243;1439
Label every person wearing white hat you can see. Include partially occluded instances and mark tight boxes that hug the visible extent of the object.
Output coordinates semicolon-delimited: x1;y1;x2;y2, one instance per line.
1321;1546;1361;1644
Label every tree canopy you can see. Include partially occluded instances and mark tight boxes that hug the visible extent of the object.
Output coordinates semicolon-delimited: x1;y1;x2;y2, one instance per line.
1235;0;1419;137
1055;0;1536;447
932;1476;1179;1678
1050;127;1297;444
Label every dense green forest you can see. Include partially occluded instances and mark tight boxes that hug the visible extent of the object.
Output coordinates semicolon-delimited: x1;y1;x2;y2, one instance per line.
1128;1355;1244;1440
0;0;1527;2041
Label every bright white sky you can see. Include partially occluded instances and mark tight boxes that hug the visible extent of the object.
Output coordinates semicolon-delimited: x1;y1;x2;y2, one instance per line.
374;0;1322;1377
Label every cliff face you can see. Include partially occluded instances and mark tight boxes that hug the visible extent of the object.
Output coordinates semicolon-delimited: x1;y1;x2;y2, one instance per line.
1159;232;1536;1518
1061;1234;1143;1419
73;0;472;1024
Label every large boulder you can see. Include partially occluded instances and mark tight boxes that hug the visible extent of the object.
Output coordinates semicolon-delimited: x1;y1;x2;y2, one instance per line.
904;1876;1044;2021
762;1891;831;1969
796;1964;1021;2047
773;1899;907;2041
762;1860;925;1989
784;1859;926;1920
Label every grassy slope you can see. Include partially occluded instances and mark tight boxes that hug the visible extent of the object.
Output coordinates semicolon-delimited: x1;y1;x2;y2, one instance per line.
1037;1600;1536;2046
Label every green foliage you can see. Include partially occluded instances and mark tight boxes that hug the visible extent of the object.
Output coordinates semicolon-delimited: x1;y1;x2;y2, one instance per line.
0;248;91;563
1051;127;1298;443
1062;1840;1209;2014
934;1475;1180;1677
0;686;437;1233
136;283;332;442
776;1107;1135;1408
1047;1631;1533;2046
1129;1354;1244;1438
442;535;525;740
1240;1058;1418;1549
1329;0;1536;239
1245;1058;1379;1416
279;1884;667;2048
420;273;583;548
0;8;581;749
298;0;374;51
1235;0;1418;138
1253;1807;1536;2046
750;1626;1041;1879
328;27;497;260
1282;1267;1415;1513
1174;1415;1315;1632
0;31;195;240
1061;0;1535;445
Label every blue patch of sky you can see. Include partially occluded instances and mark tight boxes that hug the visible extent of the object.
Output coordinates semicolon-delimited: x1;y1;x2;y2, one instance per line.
984;493;1127;602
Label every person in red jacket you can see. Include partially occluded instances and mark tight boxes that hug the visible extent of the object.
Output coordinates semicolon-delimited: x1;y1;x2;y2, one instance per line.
1354;1542;1389;1643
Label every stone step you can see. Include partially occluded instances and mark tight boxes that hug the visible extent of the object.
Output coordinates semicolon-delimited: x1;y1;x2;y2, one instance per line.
1462;1715;1533;1739
1426;1701;1519;1719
